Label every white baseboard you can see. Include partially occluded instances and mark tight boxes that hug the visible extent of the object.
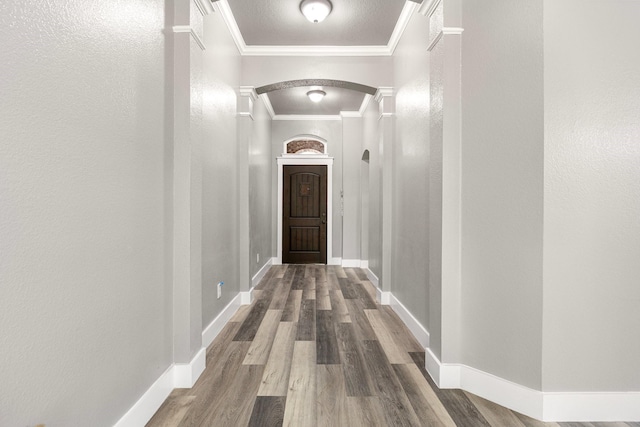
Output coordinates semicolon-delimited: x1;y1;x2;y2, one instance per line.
173;347;206;388
360;260;369;269
424;348;640;422
365;268;379;288
329;257;342;266
341;259;361;268
114;366;174;427
115;348;206;427
378;290;391;305
389;293;430;349
202;292;242;348
252;257;274;288
543;392;640;422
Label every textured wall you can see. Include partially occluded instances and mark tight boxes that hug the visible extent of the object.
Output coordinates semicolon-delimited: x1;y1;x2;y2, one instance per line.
0;0;169;425
249;99;274;276
341;117;363;262
391;10;431;335
242;56;393;90
362;102;383;278
542;0;640;392
201;10;242;327
460;0;544;389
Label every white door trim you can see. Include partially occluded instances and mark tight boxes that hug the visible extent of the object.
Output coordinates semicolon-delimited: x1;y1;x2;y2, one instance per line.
277;156;334;265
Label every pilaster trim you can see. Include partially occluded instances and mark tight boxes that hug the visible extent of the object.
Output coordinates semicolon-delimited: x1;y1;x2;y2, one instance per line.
172;25;206;51
239;86;258;101
443;27;464;35
238;86;257;120
374;87;395;103
427;31;443;52
427;27;464;52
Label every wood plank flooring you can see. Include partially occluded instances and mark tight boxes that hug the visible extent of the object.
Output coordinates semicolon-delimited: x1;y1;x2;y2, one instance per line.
147;265;637;427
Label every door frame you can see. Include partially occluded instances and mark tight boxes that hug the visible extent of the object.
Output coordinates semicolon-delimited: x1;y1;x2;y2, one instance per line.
277;155;334;265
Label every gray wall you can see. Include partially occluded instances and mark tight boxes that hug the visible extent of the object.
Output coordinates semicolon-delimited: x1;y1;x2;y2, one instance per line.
271;120;343;260
201;10;242;327
542;0;640;392
361;102;383;278
341;117;364;262
391;9;432;332
460;0;544;389
249;99;274;276
0;0;171;425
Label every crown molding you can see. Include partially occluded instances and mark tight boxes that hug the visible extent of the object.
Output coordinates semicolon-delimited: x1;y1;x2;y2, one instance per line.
419;0;441;18
273;115;342;121
258;94;276;119
216;0;421;57
340;111;362;118
359;94;373;115
387;1;419;55
241;45;392;57
172;25;206;51
216;0;247;54
193;0;214;16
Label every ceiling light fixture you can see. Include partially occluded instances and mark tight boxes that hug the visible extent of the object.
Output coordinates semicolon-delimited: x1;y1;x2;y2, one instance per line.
307;89;326;102
300;0;333;23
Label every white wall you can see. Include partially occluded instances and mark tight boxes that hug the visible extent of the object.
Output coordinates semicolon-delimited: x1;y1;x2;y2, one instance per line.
391;9;431;332
542;0;640;392
460;0;544;389
0;0;170;425
201;9;242;327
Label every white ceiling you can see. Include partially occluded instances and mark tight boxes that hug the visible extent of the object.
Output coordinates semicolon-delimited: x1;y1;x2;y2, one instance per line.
216;0;423;116
227;0;407;46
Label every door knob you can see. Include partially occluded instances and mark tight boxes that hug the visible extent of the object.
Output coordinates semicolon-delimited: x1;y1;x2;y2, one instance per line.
321;212;326;224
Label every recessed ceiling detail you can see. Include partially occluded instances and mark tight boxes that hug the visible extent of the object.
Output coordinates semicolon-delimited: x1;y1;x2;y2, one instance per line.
256;79;377;95
225;0;405;46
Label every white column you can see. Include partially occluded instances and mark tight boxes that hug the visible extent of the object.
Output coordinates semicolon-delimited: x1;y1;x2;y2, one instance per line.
375;88;395;294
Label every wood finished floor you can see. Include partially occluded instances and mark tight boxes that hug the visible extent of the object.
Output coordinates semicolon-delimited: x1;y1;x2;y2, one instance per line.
147;265;638;427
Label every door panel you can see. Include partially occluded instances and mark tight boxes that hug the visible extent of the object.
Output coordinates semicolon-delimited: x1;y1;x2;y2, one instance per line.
283;165;327;264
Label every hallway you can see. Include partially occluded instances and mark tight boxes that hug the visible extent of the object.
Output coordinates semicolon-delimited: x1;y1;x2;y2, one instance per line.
146;265;630;427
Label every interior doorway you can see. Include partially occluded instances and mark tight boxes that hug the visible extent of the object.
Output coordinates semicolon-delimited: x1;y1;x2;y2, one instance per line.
282;165;328;264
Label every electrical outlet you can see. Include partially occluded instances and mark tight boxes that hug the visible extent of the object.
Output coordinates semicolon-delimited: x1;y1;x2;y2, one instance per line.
217;282;223;299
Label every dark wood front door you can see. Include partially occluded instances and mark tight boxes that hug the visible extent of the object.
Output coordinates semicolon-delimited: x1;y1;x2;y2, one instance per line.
283;165;327;264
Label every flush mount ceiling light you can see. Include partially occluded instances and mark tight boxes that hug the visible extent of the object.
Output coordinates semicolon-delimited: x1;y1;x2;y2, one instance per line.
307;89;326;102
300;0;333;23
